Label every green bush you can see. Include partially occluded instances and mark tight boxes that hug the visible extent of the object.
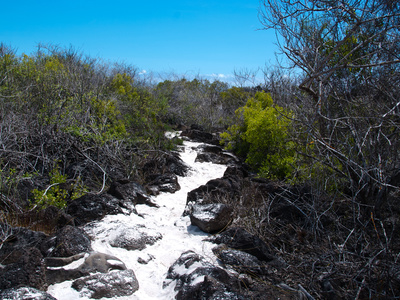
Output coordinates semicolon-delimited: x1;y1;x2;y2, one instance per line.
32;165;87;209
221;91;297;180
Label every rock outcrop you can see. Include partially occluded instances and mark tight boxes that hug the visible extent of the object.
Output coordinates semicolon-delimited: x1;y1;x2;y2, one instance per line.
0;287;57;300
71;269;139;299
145;173;181;195
180;125;220;145
189;203;233;233
206;227;283;265
42;225;92;257
0;247;47;291
66;193;136;225
195;144;239;165
163;250;246;300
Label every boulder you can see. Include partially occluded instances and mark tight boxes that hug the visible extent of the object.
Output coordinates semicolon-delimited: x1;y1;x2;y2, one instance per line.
66;193;136;225
0;226;47;263
212;245;269;275
0;287;57;300
223;164;249;179
197;144;223;154
84;221;162;251
184;175;242;215
71;269;139;299
195;152;235;165
195;144;239;165
108;179;158;208
42;225;92;257
206;227;283;266
45;252;127;284
142;152;189;177
180;126;220;145
145;173;181;195
163;250;245;300
109;227;162;251
0;247;47;291
189;203;233;233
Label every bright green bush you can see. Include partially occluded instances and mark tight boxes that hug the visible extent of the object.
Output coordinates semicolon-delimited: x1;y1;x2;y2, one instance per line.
221;91;297;180
32;165;87;209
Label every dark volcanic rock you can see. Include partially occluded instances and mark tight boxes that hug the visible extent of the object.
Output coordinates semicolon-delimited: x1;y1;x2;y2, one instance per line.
0;287;57;300
145;173;181;195
163;250;245;300
189;203;233;233
185;175;242;216
0;225;47;263
206;227;282;265
223;164;249;179
212;245;269;275
108;179;158;207
143;152;189;177
72;269;139;299
195;152;235;165
0;247;47;291
195;144;239;165
66;193;136;225
198;144;223;154
181;128;219;145
42;225;92;257
66;194;114;224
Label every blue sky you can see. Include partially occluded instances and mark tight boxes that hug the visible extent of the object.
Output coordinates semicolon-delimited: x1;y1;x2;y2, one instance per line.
1;0;277;81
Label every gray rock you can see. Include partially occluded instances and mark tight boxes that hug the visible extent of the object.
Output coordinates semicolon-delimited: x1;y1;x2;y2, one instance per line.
195;152;236;165
0;247;47;291
143;152;189;177
84;221;163;251
184;175;242;216
109;227;162;250
42;225;92;257
189;203;233;233
67;193;136;225
180;128;219;145
0;287;57;300
206;227;283;265
163;250;245;300
108;179;158;208
145;173;181;195
72;269;139;299
0;226;47;263
212;245;270;275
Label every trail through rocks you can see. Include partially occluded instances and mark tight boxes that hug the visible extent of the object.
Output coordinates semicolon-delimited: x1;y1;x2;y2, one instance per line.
47;139;228;299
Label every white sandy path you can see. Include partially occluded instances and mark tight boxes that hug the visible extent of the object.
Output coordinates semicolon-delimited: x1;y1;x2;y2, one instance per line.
47;140;227;300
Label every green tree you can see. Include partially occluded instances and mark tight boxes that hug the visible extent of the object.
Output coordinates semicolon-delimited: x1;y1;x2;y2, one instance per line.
221;92;297;180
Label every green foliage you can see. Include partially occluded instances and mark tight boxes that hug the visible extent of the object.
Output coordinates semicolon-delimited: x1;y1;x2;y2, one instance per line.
221;92;297;180
112;73;168;143
32;165;87;209
0;167;37;198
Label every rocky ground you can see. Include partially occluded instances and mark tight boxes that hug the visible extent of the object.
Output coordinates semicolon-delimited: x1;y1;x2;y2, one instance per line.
0;128;399;299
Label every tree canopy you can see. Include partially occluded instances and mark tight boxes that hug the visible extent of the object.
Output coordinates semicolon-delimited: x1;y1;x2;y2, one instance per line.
259;0;400;204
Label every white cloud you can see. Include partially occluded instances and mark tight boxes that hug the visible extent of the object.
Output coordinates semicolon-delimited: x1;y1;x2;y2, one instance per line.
210;73;229;79
139;70;147;75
